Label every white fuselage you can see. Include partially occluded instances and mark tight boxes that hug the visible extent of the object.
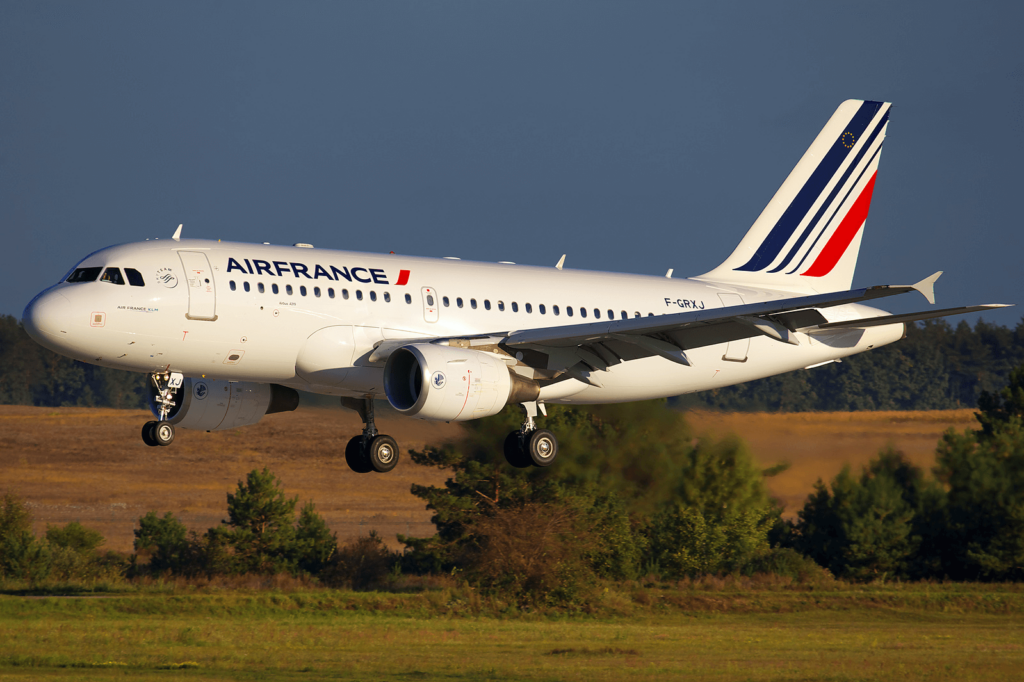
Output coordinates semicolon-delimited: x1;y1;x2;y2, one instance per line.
24;238;903;408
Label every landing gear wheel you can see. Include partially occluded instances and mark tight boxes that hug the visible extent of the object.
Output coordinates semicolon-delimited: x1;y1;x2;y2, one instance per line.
142;421;158;447
345;436;373;474
503;430;532;469
153;422;175;447
526;429;558;467
367;435;399;473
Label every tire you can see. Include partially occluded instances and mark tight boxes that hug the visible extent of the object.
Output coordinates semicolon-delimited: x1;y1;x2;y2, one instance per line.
141;421;158;447
367;435;399;473
526;429;558;467
345;436;373;474
153;422;175;447
503;430;532;469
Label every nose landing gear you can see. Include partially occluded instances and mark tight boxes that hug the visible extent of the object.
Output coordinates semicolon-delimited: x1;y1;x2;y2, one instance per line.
341;397;400;473
142;372;181;447
503;402;558;468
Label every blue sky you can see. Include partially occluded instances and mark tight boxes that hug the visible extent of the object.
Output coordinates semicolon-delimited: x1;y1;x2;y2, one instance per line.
2;2;1021;324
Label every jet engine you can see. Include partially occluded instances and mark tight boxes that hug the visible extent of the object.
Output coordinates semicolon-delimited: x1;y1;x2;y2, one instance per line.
147;378;299;431
383;344;539;421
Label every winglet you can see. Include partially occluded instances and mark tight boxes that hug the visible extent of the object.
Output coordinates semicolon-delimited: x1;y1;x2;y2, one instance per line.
555;254;566;270
912;271;941;305
172;224;183;241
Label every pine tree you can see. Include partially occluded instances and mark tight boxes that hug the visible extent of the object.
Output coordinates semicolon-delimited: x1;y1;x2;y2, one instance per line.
223;468;298;574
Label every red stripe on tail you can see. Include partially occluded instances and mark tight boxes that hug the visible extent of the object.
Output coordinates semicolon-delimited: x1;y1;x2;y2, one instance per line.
801;172;878;278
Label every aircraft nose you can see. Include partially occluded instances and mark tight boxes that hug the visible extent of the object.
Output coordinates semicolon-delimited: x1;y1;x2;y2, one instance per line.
23;290;72;343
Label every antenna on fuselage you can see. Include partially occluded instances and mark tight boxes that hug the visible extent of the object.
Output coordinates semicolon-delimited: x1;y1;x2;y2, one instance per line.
172;224;182;241
555;254;566;270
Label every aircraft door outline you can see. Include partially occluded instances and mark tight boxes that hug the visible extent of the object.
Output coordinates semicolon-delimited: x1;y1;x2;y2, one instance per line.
718;293;748;362
178;251;218;321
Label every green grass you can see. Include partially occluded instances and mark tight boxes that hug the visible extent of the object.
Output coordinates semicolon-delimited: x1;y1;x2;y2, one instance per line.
1;585;1023;681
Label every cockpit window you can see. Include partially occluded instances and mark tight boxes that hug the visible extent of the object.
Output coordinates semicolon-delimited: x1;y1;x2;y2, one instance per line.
124;268;145;287
66;267;102;283
100;268;125;285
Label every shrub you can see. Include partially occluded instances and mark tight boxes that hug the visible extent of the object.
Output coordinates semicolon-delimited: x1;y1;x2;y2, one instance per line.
322;532;397;590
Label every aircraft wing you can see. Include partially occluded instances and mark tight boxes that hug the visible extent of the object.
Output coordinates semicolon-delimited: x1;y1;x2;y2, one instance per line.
494;273;1009;379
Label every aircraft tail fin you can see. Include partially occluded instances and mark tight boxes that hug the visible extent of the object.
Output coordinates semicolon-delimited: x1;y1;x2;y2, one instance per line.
699;100;891;293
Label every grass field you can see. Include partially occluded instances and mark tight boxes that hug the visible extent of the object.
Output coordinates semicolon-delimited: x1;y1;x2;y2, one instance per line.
0;405;977;552
1;585;1022;681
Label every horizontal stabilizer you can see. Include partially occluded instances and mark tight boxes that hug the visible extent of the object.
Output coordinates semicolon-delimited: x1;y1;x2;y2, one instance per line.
809;304;1012;331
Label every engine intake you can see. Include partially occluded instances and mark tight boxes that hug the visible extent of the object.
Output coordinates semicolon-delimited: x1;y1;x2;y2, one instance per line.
148;378;299;431
384;344;538;421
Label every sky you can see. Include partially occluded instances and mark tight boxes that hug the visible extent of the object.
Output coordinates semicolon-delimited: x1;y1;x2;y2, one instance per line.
2;2;1021;325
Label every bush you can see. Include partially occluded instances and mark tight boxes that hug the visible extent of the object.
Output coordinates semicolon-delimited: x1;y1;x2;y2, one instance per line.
644;506;772;578
740;547;833;584
322;532;397;590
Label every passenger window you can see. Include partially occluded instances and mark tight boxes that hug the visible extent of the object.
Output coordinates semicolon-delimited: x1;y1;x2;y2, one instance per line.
443;296;450;307
300;286;307;296
125;268;145;287
567;307;574;317
405;293;412;304
329;288;335;299
272;283;279;294
66;267;102;283
370;291;377;302
511;302;519;312
384;292;391;302
342;289;349;300
539;304;546;314
484;300;491;310
648;312;654;317
621;311;627;320
457;298;464;308
230;281;237;291
471;299;477;309
498;301;505;312
314;287;321;298
608;309;614;319
244;282;251;293
356;290;363;300
286;284;294;296
258;283;265;293
634;312;641;318
427;294;435;306
525;303;532;313
553;305;560;316
594;309;601;319
580;308;587;318
100;268;125;285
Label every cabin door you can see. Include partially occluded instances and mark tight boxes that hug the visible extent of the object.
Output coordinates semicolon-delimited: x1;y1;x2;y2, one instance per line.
178;251;217;321
718;293;748;362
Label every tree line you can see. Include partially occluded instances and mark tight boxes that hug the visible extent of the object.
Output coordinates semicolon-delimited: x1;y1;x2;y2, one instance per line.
5;378;1023;599
3;313;1022;412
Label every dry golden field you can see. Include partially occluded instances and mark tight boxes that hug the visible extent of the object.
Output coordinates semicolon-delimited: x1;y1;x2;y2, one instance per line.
686;408;977;514
0;404;977;553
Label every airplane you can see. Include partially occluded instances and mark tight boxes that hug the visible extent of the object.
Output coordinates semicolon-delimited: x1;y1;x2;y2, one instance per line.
22;99;1008;474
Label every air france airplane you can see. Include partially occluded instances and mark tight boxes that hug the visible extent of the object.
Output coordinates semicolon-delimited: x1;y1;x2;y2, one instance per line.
23;100;1006;473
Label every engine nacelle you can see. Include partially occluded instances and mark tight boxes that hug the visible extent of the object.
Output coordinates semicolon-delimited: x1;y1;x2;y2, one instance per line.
148;378;299;431
384;344;539;421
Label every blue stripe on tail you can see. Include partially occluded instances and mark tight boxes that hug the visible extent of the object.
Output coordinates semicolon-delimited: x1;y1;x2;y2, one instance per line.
734;101;885;273
767;108;890;273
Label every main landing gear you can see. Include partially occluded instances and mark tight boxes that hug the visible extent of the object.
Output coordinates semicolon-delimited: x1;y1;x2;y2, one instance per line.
503;402;559;469
142;372;180;447
341;397;399;474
